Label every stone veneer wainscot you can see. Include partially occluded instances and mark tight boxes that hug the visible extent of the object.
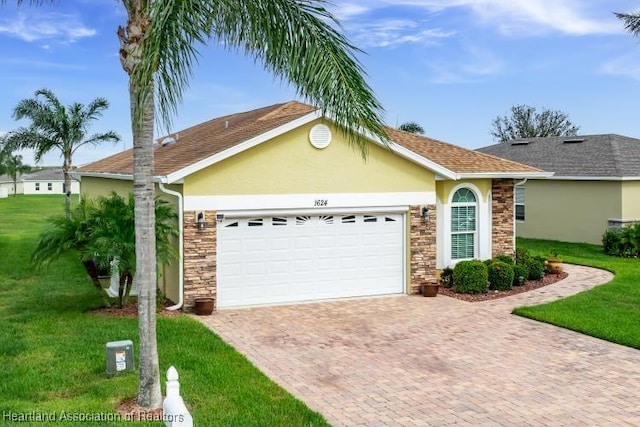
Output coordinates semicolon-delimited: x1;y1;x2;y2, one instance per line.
409;204;437;294
491;179;515;257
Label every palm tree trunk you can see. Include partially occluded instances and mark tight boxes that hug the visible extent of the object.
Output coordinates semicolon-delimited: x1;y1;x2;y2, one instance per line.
81;260;112;308
120;2;162;409
131;84;162;409
63;152;72;218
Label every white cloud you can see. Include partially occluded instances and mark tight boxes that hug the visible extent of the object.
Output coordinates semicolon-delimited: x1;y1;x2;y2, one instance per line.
331;3;372;21
599;53;640;80
332;0;622;37
0;12;96;44
349;19;454;48
428;47;505;83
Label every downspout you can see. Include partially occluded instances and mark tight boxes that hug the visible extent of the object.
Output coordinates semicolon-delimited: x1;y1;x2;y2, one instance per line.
158;182;184;311
513;178;527;254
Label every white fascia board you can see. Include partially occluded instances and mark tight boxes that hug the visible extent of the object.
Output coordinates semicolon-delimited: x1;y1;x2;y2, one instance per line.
74;171;135;181
456;171;554;179
385;142;457;180
166;110;459;183
165;111;322;183
184;191;435;212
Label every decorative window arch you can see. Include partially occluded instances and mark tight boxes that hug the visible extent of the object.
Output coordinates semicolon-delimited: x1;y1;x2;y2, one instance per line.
450;187;478;260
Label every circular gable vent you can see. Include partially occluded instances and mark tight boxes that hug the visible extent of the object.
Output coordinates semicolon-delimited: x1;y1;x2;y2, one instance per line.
309;124;332;149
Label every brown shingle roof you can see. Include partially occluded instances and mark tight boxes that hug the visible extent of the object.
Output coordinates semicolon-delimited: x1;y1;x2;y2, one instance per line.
78;101;316;176
79;101;542;178
385;128;542;174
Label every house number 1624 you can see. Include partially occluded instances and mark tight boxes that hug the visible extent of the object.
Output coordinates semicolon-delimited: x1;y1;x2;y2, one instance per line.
314;199;328;206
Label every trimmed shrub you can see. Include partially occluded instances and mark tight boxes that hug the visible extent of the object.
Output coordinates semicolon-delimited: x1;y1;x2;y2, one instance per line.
453;260;488;294
528;259;544;280
515;247;531;267
512;264;528;286
488;261;514;291
439;267;454;288
602;224;640;257
483;259;493;267
494;254;514;265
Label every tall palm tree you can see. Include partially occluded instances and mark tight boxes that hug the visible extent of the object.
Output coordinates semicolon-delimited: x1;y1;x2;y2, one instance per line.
3;89;120;217
0;153;31;196
120;0;389;408
399;121;425;135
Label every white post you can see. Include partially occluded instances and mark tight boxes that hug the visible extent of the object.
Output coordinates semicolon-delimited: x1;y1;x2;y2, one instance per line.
163;366;193;427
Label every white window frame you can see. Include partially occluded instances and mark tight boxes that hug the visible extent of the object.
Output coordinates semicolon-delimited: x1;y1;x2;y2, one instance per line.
436;182;492;269
47;182;53;191
450;188;478;261
515;185;525;222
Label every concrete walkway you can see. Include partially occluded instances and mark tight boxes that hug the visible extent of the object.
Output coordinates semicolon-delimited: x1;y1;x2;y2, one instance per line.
196;265;640;426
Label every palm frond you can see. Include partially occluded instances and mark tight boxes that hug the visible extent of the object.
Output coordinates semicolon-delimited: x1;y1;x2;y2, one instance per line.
616;12;640;37
71;131;120;154
135;0;387;157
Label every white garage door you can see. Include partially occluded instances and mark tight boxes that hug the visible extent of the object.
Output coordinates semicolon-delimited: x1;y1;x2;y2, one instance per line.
217;213;404;308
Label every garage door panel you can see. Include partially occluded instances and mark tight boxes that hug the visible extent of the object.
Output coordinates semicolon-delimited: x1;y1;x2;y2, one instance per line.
218;213;404;308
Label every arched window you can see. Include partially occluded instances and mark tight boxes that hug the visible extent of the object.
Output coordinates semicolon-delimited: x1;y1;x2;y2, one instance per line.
451;188;477;260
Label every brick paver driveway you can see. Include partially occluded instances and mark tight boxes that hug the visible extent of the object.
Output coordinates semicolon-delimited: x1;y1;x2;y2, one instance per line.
197;265;640;426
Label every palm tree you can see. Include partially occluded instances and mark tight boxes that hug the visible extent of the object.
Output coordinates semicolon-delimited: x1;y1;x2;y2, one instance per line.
31;198;114;307
89;193;178;308
1;153;31;196
399;121;425;135
3;89;120;216
32;193;178;309
119;0;389;408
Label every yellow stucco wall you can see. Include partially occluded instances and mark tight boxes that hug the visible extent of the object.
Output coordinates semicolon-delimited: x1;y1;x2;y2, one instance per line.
79;176;182;304
184;120;435;196
435;179;492;204
81;176;134;198
516;180;622;245
621;181;640;220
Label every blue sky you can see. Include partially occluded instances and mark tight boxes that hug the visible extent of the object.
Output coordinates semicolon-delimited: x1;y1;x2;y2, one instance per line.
1;0;640;166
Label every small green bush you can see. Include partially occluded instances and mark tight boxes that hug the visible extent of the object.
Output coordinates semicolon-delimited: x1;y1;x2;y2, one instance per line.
483;259;493;267
439;267;454;288
512;264;528;286
515;247;532;267
453;260;488;294
494;254;514;265
602;224;640;257
488;261;514;291
528;259;544;280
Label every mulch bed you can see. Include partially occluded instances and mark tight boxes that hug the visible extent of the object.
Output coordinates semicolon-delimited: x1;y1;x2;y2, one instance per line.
439;271;569;302
87;301;183;317
117;397;164;422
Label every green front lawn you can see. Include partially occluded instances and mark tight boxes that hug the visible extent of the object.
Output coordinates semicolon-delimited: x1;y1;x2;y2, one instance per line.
515;237;640;349
0;195;327;426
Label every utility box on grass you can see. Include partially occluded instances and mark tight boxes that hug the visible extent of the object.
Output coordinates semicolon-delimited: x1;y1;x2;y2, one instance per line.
106;340;134;377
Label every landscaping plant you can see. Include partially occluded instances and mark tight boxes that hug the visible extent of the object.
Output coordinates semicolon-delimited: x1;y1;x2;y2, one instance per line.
512;264;528;286
453;260;489;294
488;261;514;291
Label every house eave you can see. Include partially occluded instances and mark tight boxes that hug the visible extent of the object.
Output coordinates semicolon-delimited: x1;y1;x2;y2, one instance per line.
450;171;554;180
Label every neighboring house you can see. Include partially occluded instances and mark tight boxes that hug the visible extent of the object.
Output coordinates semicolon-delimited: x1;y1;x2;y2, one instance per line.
477;134;640;245
0;174;23;198
22;169;80;195
77;101;547;311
